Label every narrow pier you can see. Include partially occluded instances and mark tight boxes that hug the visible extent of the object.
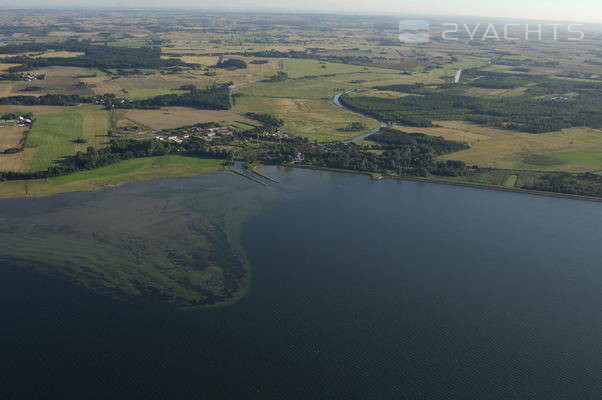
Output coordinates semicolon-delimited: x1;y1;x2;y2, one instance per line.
247;168;279;183
229;169;267;186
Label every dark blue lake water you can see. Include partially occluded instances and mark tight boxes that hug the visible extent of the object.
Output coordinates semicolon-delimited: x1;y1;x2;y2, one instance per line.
1;167;601;399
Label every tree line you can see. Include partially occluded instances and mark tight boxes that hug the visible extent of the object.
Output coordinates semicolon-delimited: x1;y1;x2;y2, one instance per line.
341;85;602;133
0;86;232;111
0;138;231;182
255;128;472;177
1;40;188;70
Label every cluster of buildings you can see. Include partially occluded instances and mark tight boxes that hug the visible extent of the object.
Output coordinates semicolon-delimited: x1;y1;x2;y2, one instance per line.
257;130;290;140
0;116;33;127
155;125;238;143
152;123;292;145
18;73;42;82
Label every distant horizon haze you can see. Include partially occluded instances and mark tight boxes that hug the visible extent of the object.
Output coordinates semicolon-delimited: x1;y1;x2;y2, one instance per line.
1;0;602;23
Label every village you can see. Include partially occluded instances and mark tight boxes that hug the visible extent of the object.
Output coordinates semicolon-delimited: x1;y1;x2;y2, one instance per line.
0;72;44;82
153;123;291;144
154;124;238;143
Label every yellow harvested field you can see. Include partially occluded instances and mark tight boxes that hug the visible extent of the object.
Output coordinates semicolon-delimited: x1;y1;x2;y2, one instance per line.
0;83;13;97
36;51;85;58
0;63;21;71
0;126;26;151
179;55;221;66
90;75;215;97
121;107;259;130
0;148;34;172
396;121;602;172
463;86;529;97
29;66;91;77
362;90;414;99
0;153;31;172
395;122;489;143
90;79;123;95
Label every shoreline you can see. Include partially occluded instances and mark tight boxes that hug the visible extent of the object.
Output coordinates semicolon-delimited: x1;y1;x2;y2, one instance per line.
291;164;602;203
0;159;601;204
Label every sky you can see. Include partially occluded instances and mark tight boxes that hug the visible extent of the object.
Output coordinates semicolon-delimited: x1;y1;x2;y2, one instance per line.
3;0;602;23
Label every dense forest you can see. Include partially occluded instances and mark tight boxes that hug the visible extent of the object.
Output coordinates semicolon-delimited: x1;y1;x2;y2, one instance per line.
526;173;602;197
342;81;602;133
369;128;469;155
0;93;92;106
461;69;540;89
1;41;187;70
0;86;231;110
256;128;471;177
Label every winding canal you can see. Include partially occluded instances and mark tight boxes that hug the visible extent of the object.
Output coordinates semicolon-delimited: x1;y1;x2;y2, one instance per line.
333;90;387;142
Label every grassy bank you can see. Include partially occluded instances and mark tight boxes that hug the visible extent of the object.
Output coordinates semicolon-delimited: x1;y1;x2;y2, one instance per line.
0;155;225;199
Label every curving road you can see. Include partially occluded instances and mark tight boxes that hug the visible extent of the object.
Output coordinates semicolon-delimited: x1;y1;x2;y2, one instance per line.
333;91;387;142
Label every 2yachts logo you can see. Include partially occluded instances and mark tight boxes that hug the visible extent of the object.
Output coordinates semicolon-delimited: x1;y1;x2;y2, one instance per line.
399;21;585;43
399;20;430;44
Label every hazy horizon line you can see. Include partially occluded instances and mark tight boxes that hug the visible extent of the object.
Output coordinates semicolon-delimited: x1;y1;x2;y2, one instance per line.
0;6;598;25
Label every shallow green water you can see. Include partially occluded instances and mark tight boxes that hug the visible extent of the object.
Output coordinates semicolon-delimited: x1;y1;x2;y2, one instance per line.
1;167;602;399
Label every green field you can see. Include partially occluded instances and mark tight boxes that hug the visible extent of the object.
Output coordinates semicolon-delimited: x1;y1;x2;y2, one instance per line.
221;121;256;131
24;105;109;172
503;175;518;188
127;88;186;99
0;155;225;199
283;59;396;78
25;109;83;172
554;152;602;168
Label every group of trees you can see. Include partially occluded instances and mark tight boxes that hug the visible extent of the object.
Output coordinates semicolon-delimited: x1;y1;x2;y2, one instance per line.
370;128;469;155
0;93;91;107
254;128;471;177
1;112;33;120
1;40;188;70
462;69;538;89
104;85;231;110
0;86;232;111
215;58;247;69
341;83;602;133
526;173;602;197
244;113;284;128
338;122;367;132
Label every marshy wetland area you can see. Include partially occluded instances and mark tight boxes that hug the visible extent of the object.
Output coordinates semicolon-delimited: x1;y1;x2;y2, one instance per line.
1;9;602;399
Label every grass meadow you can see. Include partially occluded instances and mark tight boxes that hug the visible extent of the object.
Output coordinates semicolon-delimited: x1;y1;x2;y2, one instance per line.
24;105;109;172
394;121;602;172
0;155;225;199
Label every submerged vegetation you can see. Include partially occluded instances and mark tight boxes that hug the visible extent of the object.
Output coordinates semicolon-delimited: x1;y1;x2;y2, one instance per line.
0;167;274;307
